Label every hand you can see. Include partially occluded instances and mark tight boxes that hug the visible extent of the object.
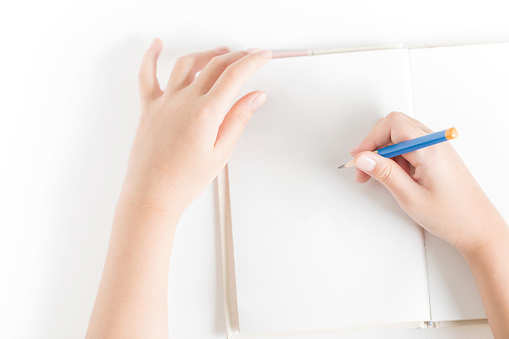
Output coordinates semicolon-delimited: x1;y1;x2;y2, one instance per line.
351;112;507;256
121;40;271;216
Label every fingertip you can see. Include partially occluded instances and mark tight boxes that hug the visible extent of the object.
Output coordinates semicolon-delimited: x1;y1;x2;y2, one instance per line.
149;38;163;48
246;48;261;54
143;38;162;65
250;91;267;110
354;152;377;173
255;49;272;59
214;46;230;53
149;38;163;51
350;144;361;156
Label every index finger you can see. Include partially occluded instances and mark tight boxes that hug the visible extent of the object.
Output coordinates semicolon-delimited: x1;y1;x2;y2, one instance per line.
206;49;272;114
352;112;429;166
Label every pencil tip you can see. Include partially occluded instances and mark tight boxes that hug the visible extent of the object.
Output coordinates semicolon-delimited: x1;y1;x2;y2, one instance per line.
337;164;345;169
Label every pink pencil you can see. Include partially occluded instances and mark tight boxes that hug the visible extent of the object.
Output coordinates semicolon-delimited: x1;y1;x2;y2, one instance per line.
271;44;404;59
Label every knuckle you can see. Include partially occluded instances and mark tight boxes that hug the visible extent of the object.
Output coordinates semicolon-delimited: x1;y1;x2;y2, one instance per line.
194;103;219;124
386;111;404;120
222;64;241;80
195;105;212;119
238;51;250;59
209;56;231;71
377;164;394;185
174;55;193;69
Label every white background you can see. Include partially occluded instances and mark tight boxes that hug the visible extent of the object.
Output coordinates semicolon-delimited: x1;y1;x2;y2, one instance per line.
1;0;507;338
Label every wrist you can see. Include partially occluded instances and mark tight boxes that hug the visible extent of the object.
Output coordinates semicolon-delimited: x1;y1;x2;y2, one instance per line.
119;172;188;222
117;192;183;223
459;217;509;263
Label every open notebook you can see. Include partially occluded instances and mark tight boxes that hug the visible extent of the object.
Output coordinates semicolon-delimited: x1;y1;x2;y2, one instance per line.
219;43;509;337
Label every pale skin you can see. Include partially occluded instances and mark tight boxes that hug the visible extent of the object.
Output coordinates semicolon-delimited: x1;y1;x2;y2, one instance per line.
86;39;509;338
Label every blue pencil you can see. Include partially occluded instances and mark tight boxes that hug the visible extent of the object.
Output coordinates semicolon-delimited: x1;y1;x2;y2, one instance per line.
338;127;458;169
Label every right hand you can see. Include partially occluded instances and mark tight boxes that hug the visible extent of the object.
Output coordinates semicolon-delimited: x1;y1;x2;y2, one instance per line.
351;112;507;257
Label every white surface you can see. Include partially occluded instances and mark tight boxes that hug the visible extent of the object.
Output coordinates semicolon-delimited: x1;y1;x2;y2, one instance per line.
410;43;509;322
228;49;430;334
0;32;225;338
424;232;486;321
259;324;493;339
1;0;506;337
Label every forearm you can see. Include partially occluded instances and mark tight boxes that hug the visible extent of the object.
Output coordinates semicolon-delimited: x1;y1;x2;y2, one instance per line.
86;41;271;338
462;217;509;339
86;193;181;339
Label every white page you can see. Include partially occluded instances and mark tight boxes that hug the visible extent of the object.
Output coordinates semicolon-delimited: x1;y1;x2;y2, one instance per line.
228;49;430;335
410;43;509;321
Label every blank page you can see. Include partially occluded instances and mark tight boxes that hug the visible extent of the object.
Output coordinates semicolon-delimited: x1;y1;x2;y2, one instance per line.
228;49;430;335
410;43;509;321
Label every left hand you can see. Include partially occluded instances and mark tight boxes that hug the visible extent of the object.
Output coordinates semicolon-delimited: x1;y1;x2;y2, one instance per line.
121;40;271;217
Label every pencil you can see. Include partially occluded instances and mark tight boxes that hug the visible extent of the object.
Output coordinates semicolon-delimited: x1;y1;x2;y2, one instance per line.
338;127;458;169
271;44;405;59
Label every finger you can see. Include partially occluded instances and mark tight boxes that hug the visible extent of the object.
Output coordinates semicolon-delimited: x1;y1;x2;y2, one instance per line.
166;47;230;92
356;154;411;184
355;112;427;153
192;51;252;94
214;91;267;155
350;117;385;154
355;168;371;183
352;112;428;166
393;155;412;176
404;115;434;134
206;50;272;115
139;38;164;103
354;151;424;204
368;112;433;135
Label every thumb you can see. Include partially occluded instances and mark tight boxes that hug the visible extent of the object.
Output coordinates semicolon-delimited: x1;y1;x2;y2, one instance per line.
354;152;422;202
214;91;267;154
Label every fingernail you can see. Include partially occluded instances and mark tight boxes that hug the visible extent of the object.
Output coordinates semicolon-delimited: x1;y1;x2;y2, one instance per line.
250;93;267;109
214;46;229;52
350;144;360;155
256;49;272;58
246;48;261;54
354;155;376;172
150;38;159;47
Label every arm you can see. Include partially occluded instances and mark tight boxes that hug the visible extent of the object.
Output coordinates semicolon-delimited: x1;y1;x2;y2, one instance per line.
86;39;271;338
351;112;509;338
